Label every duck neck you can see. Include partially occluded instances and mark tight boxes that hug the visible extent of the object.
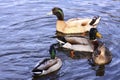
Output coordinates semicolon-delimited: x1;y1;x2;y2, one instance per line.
100;46;105;56
92;40;99;50
56;20;66;32
49;44;56;59
55;10;66;32
50;46;56;59
50;51;56;59
56;10;64;20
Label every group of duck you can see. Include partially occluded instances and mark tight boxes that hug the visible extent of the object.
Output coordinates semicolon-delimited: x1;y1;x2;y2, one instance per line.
32;7;112;76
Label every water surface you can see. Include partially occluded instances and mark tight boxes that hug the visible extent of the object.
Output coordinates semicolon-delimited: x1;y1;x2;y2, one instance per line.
0;0;120;80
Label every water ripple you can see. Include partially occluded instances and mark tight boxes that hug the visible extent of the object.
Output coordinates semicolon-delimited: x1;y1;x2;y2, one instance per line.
0;0;120;80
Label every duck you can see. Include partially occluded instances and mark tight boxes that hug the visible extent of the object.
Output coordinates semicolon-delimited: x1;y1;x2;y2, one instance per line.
48;7;101;34
92;43;112;65
32;44;62;76
88;28;112;65
56;36;94;52
55;28;102;57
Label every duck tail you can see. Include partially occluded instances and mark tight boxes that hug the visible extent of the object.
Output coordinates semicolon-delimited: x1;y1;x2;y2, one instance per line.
62;42;72;49
89;16;101;26
56;36;67;44
32;68;43;75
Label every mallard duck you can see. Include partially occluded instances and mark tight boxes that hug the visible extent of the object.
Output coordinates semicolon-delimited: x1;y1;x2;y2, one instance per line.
56;36;94;52
56;28;102;51
92;43;112;65
88;28;112;65
32;44;62;75
55;28;102;57
48;7;101;34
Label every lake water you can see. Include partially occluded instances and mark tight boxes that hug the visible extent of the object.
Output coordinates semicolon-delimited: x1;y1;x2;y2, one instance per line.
0;0;120;80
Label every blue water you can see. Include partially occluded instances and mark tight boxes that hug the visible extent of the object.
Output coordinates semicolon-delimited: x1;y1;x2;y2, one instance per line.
0;0;120;80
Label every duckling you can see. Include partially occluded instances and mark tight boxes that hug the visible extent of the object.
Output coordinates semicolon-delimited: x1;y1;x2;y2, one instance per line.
55;28;102;57
48;7;101;34
32;44;62;75
92;43;112;65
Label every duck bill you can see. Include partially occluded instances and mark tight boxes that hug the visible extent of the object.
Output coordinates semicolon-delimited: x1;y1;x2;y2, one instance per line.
96;32;102;38
47;11;53;15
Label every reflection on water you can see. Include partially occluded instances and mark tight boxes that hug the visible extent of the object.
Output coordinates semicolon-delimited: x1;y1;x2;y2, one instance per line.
88;60;106;76
0;0;120;80
96;65;105;76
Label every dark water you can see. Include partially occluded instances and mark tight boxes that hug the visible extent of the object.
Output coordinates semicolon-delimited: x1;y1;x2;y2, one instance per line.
0;0;120;80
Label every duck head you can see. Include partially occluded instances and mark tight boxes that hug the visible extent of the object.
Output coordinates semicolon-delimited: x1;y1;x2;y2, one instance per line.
48;7;64;20
89;28;102;40
49;44;56;59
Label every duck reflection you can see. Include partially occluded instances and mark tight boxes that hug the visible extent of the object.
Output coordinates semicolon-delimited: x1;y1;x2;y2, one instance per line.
88;59;105;76
96;65;105;76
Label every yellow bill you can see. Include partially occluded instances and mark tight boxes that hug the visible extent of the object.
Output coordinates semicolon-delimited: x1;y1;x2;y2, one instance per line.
96;32;102;38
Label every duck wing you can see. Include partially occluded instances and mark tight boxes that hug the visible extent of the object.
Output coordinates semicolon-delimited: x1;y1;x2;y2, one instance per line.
33;58;57;71
56;36;89;44
66;18;92;27
65;16;100;29
65;36;89;45
68;16;100;26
